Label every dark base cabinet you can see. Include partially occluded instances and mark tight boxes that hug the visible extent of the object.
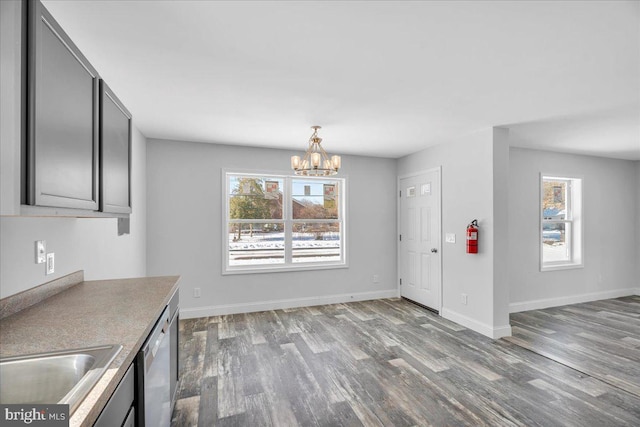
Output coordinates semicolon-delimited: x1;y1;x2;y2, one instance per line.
122;408;135;427
94;364;135;427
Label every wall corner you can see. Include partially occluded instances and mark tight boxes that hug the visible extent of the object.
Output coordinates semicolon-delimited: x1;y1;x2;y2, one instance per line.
492;127;510;330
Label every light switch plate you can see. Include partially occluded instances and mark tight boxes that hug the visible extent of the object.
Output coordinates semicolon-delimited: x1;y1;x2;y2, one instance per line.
445;233;456;243
36;240;46;264
46;253;55;275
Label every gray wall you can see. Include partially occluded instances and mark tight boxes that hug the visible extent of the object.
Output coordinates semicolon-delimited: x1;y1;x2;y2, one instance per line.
508;148;638;310
397;128;511;338
0;0;147;298
146;138;398;317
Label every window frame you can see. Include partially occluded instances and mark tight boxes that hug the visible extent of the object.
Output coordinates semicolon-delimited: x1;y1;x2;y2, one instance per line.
539;174;583;271
222;169;348;275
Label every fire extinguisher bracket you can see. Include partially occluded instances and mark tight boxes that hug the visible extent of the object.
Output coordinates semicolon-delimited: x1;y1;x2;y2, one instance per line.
466;219;479;254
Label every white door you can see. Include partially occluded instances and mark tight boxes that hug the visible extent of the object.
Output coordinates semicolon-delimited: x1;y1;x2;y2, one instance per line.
399;169;441;312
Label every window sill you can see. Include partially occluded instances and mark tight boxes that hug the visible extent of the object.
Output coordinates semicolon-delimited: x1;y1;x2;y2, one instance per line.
541;262;583;272
223;262;348;276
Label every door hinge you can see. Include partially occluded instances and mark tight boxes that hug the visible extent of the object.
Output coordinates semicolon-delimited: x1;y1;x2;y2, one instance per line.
399;234;402;241
399;278;402;285
399;190;402;198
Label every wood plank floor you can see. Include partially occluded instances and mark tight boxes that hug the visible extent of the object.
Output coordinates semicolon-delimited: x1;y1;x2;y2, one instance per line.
171;298;640;426
506;295;640;397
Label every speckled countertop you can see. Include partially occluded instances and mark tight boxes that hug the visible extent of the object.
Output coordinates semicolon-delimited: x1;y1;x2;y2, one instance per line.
0;274;180;427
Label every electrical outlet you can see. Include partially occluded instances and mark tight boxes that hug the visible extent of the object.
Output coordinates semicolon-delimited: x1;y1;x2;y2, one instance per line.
373;274;380;283
445;233;456;244
46;253;55;275
462;293;468;305
36;240;46;263
193;288;201;298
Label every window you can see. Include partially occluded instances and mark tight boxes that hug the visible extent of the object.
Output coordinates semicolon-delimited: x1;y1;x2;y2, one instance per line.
224;171;346;273
540;175;583;271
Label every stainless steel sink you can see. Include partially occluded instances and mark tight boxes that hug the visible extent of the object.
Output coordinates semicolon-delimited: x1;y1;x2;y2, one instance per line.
0;344;122;414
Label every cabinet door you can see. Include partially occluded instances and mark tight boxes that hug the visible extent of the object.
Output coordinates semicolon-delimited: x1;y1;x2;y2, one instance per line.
100;81;132;213
94;364;135;427
27;0;99;210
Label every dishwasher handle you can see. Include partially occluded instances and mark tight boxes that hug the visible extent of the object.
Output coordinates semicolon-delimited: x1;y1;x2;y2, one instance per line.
150;318;169;358
144;307;170;371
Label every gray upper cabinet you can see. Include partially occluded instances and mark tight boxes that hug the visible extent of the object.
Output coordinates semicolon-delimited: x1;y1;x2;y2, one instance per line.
27;0;99;210
100;81;132;214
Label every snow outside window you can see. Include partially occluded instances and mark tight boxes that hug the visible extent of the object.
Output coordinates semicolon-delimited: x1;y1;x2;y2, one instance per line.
223;171;346;274
540;175;583;271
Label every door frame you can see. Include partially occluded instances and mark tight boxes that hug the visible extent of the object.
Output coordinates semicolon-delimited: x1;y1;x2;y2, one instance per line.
397;166;443;313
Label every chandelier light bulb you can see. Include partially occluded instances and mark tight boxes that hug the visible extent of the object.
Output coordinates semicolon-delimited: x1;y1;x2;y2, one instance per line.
291;155;300;170
311;153;321;168
331;155;341;170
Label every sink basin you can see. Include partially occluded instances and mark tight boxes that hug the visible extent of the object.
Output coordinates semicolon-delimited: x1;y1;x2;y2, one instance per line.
0;344;122;414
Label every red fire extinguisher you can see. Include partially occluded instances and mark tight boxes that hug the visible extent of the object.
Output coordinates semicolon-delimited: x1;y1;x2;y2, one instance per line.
466;219;479;254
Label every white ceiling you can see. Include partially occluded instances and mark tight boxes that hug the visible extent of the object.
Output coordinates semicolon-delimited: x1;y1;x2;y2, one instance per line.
42;0;640;160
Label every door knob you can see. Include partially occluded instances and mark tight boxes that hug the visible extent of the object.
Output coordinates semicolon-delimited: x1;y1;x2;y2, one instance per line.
431;248;438;253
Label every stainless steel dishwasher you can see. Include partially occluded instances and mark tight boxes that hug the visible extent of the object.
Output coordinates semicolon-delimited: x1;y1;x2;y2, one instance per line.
136;306;171;426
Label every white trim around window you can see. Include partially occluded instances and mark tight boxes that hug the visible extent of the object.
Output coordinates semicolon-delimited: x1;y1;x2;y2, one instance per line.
222;169;348;275
540;173;583;271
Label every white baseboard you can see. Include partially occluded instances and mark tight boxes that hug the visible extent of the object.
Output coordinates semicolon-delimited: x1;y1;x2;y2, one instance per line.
180;289;400;319
441;308;512;339
509;288;639;313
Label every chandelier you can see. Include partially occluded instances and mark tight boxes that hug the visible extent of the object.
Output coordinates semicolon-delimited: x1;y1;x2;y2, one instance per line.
291;126;341;176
